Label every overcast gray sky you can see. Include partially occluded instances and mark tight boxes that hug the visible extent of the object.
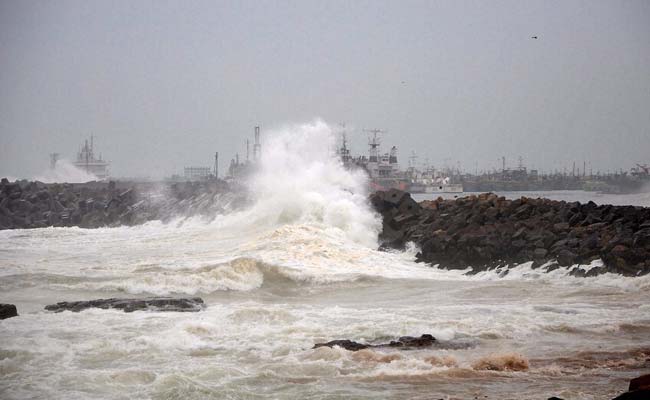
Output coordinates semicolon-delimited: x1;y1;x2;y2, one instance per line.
1;0;649;179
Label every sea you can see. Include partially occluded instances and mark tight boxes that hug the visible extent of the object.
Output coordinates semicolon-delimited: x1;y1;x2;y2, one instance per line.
2;121;649;399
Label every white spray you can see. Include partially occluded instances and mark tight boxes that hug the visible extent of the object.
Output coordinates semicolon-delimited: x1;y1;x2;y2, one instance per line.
242;119;381;246
33;159;98;183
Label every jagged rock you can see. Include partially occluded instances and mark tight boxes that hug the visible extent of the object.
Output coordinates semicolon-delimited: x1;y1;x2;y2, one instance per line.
556;249;578;266
372;189;650;276
314;339;369;351
388;334;436;348
0;304;18;320
44;297;205;313
610;374;650;399
611;390;650;400
533;248;548;259
629;374;650;391
314;334;437;352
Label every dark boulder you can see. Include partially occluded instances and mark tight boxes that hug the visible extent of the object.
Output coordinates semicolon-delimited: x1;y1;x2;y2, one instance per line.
611;374;650;399
0;304;18;319
45;297;205;313
629;374;650;391
383;189;409;207
314;334;437;352
556;249;578;266
611;390;650;400
313;340;369;351
389;334;436;348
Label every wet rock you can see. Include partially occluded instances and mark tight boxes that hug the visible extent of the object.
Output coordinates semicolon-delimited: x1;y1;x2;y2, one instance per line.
313;340;369;351
629;374;650;391
556;249;578;266
611;390;650;400
45;297;205;313
533;248;548;259
0;304;18;320
371;189;650;276
389;334;436;348
314;334;437;352
611;374;650;399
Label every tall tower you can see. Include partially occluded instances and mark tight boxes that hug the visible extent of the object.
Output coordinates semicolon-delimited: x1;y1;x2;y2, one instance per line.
363;129;383;163
49;153;60;170
337;123;351;164
389;146;398;164
253;126;261;160
214;152;219;178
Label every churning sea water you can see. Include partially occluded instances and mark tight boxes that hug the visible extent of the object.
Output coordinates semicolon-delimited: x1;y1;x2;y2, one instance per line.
2;121;649;399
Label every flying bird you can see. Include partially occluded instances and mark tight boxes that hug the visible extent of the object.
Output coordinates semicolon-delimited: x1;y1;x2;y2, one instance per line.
531;36;538;39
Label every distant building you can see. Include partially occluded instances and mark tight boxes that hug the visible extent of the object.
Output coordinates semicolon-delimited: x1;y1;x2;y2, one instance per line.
184;166;212;181
72;136;110;180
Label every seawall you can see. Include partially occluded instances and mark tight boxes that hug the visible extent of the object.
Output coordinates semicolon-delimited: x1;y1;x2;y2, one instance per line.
0;178;246;230
371;189;650;276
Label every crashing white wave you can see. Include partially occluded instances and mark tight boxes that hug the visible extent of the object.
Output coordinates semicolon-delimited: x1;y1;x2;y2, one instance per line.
242;120;381;247
34;159;98;183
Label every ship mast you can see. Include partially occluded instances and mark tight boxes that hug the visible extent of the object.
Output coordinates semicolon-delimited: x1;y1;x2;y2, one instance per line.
253;126;261;160
363;128;384;163
337;123;351;164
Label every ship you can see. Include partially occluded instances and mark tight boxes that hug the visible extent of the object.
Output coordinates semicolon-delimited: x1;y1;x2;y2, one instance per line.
72;136;110;180
336;128;463;193
408;172;464;193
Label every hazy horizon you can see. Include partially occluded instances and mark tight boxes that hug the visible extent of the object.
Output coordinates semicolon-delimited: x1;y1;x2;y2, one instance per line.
1;0;649;179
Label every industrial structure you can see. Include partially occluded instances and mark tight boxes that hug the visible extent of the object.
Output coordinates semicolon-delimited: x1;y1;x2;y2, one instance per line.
49;153;60;170
337;127;462;193
227;126;262;180
183;166;212;181
72;136;110;180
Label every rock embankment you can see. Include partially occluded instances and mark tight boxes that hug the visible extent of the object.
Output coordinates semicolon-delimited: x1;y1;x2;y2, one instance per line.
0;178;246;230
371;189;650;276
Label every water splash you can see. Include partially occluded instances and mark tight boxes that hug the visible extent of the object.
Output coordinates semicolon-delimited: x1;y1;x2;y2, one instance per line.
242;120;381;246
34;159;98;183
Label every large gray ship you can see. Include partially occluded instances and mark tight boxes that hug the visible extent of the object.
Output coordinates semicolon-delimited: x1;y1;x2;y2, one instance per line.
336;128;463;193
72;136;110;180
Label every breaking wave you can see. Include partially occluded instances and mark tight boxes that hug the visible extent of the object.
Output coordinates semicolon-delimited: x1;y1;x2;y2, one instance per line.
242;120;381;246
33;159;99;183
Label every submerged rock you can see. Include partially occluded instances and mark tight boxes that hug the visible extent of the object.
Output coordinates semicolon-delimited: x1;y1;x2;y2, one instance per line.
45;297;205;313
314;334;436;352
314;339;369;351
0;304;18;319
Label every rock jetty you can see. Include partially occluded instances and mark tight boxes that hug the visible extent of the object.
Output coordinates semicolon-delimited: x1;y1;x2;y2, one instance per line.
371;189;650;276
45;297;205;313
0;178;246;230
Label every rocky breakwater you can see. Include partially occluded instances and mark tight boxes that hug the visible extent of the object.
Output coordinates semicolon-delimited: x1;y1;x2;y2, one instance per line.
371;189;650;276
0;178;247;230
